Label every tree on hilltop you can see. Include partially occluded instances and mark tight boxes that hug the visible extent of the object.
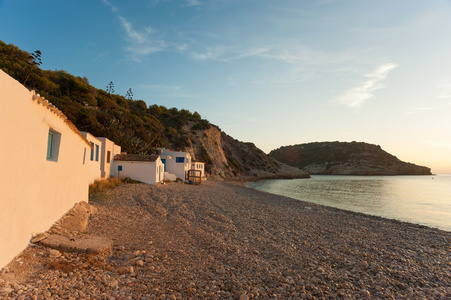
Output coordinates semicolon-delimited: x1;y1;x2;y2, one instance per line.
126;88;133;100
106;81;114;94
23;50;41;85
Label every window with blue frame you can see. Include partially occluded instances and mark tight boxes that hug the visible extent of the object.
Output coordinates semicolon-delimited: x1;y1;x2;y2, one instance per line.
95;144;99;161
161;158;166;172
47;131;54;160
46;129;61;162
90;142;94;161
176;157;185;163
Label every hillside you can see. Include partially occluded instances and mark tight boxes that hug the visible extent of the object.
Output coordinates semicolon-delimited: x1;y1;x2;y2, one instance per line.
0;41;308;180
270;141;431;175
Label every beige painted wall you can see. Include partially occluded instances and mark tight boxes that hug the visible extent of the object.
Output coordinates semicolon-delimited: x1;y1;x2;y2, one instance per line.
81;132;102;183
0;70;91;270
97;137;121;179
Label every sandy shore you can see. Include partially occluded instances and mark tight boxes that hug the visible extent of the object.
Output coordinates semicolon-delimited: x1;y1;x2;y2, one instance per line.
1;180;451;299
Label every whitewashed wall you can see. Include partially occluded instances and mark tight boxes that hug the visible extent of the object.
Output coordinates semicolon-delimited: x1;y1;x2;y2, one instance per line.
0;70;92;270
81;132;102;183
158;148;192;180
112;157;164;184
97;137;121;179
192;162;206;178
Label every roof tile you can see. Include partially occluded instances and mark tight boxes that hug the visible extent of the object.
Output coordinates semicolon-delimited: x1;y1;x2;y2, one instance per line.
114;154;159;162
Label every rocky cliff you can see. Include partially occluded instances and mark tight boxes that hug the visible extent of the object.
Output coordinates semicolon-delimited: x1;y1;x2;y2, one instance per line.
180;122;310;180
270;141;431;175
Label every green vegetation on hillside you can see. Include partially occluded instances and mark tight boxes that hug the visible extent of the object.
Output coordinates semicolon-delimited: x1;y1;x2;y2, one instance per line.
1;41;311;179
0;41;204;154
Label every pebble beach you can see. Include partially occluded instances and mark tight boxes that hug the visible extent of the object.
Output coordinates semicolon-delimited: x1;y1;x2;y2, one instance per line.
1;180;451;299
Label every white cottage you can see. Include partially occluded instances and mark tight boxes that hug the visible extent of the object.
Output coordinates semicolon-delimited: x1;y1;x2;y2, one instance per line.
157;148;192;181
0;70;92;270
112;154;164;185
191;161;207;181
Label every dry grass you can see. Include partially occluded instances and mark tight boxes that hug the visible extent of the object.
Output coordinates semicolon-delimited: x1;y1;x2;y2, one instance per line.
89;177;122;195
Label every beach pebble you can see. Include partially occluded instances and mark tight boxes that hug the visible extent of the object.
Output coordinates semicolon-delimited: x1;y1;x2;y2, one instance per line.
135;260;144;267
1;181;450;299
49;249;61;258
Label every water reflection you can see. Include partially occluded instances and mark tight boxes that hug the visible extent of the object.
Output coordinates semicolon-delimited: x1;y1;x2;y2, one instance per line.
249;175;451;231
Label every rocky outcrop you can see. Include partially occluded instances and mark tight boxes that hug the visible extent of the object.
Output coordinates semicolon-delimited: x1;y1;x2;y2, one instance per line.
32;201;113;255
270;141;431;175
178;122;310;180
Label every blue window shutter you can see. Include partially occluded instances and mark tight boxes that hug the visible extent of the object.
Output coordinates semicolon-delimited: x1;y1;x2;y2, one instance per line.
161;159;166;172
47;131;54;160
95;144;99;161
90;142;94;160
176;157;184;163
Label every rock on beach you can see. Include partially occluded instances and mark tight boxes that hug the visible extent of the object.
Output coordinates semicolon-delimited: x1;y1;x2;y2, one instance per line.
1;180;450;299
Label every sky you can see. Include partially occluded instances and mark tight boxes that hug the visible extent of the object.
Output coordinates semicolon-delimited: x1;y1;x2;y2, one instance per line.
1;0;451;173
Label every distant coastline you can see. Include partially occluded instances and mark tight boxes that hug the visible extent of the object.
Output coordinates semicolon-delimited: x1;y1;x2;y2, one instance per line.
270;141;432;176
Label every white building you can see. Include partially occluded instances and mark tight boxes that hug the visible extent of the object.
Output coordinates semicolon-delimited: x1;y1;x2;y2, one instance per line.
81;132;102;183
191;161;206;179
0;70;93;270
97;137;121;179
112;154;164;185
157;148;192;181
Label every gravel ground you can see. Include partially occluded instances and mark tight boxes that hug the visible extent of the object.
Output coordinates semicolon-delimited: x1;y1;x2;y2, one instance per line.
1;180;451;299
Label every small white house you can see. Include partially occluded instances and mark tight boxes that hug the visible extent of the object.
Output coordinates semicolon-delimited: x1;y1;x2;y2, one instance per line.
0;69;93;270
81;132;102;183
112;154;164;185
191;161;206;179
157;148;192;181
97;137;121;179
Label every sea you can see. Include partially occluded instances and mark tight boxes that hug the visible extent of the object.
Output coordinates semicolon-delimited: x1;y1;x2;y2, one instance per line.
248;174;451;232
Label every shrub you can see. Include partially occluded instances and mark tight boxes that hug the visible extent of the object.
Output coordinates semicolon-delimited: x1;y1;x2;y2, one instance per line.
89;177;122;194
191;120;211;130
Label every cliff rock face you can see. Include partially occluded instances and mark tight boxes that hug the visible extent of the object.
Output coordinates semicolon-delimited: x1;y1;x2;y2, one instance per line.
181;122;310;180
270;141;431;175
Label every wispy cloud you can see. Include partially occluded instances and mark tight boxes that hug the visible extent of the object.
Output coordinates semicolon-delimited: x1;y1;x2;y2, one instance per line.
118;16;154;44
436;78;451;99
102;0;118;12
102;0;166;61
185;0;201;7
335;63;398;108
189;45;269;62
139;84;199;99
186;40;356;68
190;46;228;61
406;105;436;115
260;47;338;65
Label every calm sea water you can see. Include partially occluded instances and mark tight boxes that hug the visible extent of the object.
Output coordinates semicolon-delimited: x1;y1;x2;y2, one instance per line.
248;174;451;232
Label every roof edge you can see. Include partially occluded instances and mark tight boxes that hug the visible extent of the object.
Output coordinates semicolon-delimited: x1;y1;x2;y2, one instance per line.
31;91;92;148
